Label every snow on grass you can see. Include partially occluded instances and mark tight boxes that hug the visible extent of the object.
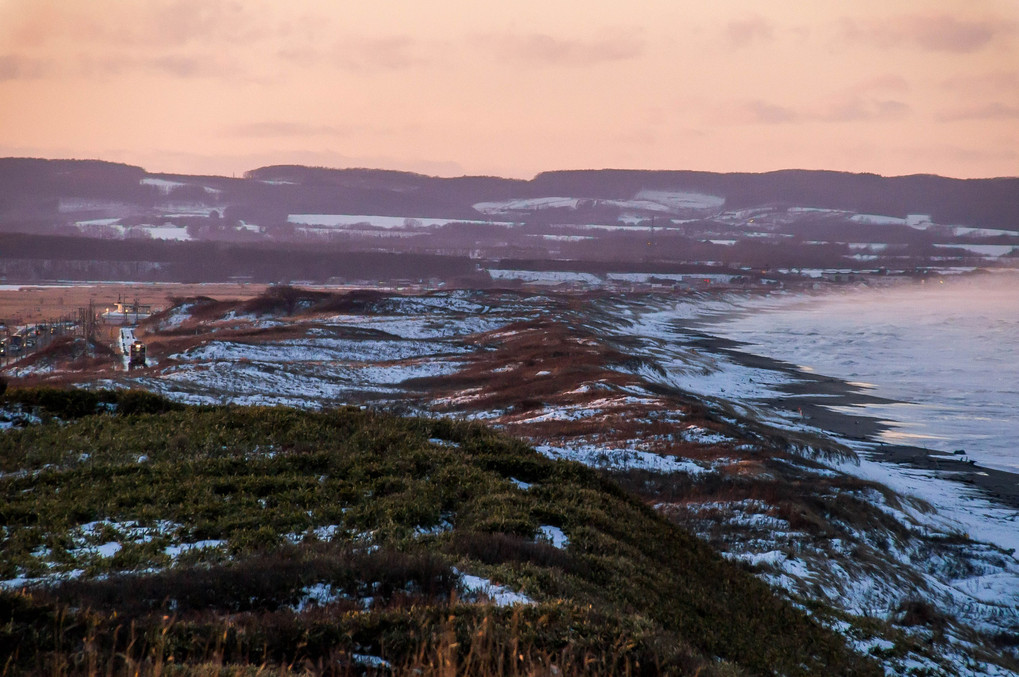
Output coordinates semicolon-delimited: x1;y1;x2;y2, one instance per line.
512;396;657;424
75;541;122;559
352;654;392;669
138;352;469;410
384;292;500;316
513;407;602;423
932;243;1015;257
172;336;462;364
535;444;708;475
510;477;532;490
153;303;193;330
310;525;341;541
456;570;534;606
4;363;58;378
73;219;120;227
952;226;1019;237
474;191;724;216
141;177;186;193
488;269;603;285
163;540;227;559
676;499;789;531
473;197;580;214
530;234;595;241
292;583;343;612
0;519;231;586
537;525;569;549
850;214;907;226
326;313;507;340
679;426;733;445
634;357;789;404
1;568;85;590
606;272;719;284
138;225;191;241
633;189;725;210
287;214;510;229
413;520;454;538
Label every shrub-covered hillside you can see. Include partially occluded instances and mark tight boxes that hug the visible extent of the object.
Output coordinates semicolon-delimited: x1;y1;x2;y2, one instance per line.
0;389;878;675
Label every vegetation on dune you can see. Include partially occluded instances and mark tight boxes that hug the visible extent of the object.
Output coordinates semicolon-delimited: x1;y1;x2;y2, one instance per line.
0;388;879;675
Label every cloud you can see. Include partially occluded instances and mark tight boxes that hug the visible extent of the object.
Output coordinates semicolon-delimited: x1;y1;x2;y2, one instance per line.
941;71;1019;96
938;102;1019;122
726;16;773;45
819;98;910;122
144;55;227;78
224;122;365;138
738;100;799;124
146;0;264;47
333;36;422;72
727;94;910;125
849;75;910;94
485;31;645;66
72;52;244;80
0;54;49;81
5;0;274;49
840;14;1007;52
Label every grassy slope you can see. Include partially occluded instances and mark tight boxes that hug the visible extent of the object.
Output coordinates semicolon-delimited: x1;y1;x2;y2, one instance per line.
0;389;879;676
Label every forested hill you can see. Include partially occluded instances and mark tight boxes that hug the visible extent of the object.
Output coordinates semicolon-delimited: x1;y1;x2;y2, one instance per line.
2;157;1017;228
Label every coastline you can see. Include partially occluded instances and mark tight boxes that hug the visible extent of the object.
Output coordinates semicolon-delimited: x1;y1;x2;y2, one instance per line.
680;328;1019;512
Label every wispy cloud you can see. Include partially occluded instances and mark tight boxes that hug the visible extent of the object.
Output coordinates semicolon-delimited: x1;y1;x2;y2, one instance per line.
819;98;910;122
333;36;422;72
938;102;1019;122
0;54;49;81
144;55;230;78
737;100;799;124
728;91;911;125
72;52;245;80
849;75;910;95
484;31;645;66
840;14;1008;52
941;71;1019;96
6;0;274;49
224;122;366;138
726;16;773;46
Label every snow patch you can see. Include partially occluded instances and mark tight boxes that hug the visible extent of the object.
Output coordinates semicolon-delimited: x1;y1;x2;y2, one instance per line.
537;525;569;549
535;444;707;475
457;570;534;606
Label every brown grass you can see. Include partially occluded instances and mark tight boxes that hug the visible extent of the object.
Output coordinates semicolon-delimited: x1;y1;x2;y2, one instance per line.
0;283;268;327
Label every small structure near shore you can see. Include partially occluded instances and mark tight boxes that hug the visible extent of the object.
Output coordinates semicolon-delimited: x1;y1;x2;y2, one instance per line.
103;298;153;325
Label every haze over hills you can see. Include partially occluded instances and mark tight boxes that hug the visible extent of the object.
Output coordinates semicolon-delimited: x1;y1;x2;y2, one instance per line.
1;157;1017;284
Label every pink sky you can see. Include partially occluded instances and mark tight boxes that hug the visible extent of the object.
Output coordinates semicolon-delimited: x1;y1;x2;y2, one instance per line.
0;0;1016;178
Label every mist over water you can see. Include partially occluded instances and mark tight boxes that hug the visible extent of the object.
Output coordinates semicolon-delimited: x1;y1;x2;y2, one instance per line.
702;275;1019;473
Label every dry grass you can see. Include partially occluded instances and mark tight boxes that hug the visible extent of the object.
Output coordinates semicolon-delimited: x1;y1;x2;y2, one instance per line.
0;283;268;327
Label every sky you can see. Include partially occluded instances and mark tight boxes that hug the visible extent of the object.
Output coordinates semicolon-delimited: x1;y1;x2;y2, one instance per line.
0;0;1016;179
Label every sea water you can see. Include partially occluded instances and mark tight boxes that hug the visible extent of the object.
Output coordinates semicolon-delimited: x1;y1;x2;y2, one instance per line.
697;274;1019;473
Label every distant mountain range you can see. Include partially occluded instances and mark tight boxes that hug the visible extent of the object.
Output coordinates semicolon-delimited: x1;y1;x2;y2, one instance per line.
1;157;1017;283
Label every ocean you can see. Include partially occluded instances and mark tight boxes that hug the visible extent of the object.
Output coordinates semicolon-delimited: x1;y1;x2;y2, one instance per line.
693;274;1019;473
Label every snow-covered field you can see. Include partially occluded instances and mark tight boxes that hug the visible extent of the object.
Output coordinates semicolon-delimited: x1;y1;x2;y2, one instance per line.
288;214;512;229
473;190;724;216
